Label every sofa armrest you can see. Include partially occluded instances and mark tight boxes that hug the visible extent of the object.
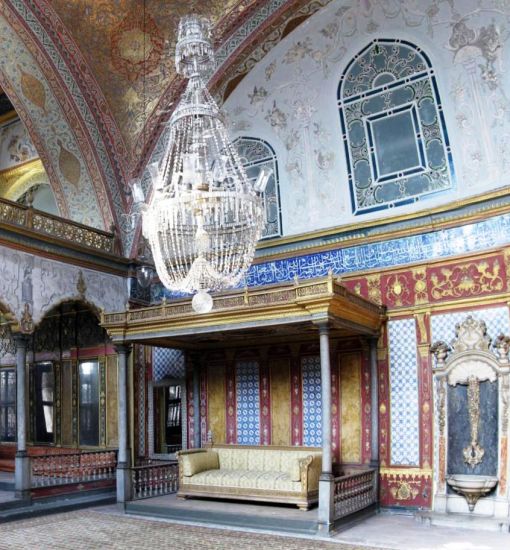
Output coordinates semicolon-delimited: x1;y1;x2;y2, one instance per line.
300;454;322;494
177;449;219;480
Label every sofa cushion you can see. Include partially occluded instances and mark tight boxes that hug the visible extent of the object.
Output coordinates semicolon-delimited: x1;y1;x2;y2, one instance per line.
183;469;302;492
182;450;219;477
288;459;302;482
215;447;317;477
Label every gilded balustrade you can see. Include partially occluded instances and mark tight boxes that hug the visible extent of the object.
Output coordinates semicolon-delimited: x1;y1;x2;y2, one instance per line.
102;275;385;328
0;197;115;254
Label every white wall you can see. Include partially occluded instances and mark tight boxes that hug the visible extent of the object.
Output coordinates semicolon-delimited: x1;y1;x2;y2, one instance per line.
0;244;128;336
224;0;510;237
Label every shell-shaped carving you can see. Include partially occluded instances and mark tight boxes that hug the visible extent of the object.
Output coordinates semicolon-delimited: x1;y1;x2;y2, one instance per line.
57;140;81;187
18;66;47;114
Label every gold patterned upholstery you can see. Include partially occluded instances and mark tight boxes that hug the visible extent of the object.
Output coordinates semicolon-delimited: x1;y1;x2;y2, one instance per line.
177;445;321;510
181;449;219;477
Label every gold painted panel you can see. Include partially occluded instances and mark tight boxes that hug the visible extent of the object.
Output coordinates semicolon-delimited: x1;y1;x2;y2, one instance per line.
106;355;118;447
270;358;291;446
207;363;226;445
340;352;362;463
61;360;73;446
50;0;247;154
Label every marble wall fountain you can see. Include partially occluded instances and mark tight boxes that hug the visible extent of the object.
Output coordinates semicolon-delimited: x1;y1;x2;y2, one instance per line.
428;316;510;531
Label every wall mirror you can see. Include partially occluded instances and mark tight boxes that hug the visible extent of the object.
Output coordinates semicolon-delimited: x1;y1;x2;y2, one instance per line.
148;379;186;460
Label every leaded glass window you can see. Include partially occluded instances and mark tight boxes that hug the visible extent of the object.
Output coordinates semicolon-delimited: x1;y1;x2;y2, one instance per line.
235;137;281;238
338;39;454;215
0;369;16;442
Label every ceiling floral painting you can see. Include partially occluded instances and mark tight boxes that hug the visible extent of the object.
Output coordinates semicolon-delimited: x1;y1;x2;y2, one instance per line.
48;0;250;157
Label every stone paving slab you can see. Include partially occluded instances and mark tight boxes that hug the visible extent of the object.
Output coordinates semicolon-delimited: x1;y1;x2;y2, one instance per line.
0;509;384;550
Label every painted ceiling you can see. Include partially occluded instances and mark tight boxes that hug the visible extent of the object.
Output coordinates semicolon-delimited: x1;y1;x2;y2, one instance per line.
48;0;248;161
0;0;329;254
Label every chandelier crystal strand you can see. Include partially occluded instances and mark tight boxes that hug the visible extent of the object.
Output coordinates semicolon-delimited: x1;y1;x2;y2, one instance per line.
142;15;267;313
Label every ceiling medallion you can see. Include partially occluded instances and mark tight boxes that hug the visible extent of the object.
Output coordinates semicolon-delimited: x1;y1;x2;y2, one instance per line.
136;15;270;313
111;8;164;82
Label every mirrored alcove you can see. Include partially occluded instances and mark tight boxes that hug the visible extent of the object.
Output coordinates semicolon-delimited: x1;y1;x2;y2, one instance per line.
148;379;186;460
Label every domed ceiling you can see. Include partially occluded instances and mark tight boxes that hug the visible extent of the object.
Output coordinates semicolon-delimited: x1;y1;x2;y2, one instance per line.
0;0;331;252
48;0;250;161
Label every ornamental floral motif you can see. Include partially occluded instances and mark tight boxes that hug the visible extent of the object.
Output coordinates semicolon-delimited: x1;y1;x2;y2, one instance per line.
111;9;164;83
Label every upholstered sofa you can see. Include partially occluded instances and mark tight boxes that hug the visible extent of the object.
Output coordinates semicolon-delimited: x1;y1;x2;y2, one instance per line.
177;445;322;510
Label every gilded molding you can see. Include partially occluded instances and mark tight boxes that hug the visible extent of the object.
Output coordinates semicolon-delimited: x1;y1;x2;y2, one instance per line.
101;276;386;342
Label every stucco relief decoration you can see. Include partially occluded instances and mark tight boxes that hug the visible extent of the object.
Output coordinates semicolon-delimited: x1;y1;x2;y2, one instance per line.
0;120;38;170
447;10;509;184
0;245;127;327
111;9;164;82
221;0;510;237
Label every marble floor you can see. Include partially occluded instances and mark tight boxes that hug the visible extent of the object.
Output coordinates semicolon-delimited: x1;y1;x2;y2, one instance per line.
334;512;509;550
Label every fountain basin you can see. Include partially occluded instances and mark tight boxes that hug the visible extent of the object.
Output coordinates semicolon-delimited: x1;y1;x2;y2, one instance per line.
446;474;498;512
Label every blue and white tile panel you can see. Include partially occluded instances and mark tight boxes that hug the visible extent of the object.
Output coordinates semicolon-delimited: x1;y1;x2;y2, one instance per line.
388;318;420;466
301;355;322;447
236;361;260;445
431;307;510;348
152;347;185;382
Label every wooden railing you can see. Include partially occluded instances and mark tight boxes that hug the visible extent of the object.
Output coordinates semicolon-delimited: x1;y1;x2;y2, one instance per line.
31;450;117;488
0;197;116;254
131;461;179;500
333;469;377;521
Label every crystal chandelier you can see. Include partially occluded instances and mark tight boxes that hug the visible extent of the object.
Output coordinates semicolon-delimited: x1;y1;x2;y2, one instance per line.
141;15;270;313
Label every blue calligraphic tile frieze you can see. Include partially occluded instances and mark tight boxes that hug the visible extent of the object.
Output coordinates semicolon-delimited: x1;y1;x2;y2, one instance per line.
388;318;420;466
236;360;261;445
153;212;510;302
301;355;322;447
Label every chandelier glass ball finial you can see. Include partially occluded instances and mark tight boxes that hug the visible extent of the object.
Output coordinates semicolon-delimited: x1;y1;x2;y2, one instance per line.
142;15;265;314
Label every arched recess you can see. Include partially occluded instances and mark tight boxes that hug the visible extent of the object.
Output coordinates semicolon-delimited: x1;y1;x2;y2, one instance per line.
31;300;111;447
0;6;116;232
0;159;59;216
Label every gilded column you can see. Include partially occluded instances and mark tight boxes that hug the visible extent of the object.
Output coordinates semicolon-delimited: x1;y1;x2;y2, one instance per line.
14;333;30;499
369;338;379;466
317;322;334;530
192;353;202;449
115;343;132;504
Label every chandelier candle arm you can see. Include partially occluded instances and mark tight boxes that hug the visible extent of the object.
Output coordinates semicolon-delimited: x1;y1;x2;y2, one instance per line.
142;15;265;313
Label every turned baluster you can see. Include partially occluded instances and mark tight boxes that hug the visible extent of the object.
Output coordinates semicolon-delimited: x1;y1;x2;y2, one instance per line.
132;469;137;499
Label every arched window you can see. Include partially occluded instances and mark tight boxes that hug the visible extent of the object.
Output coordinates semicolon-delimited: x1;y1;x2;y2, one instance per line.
235;137;282;239
338;39;454;215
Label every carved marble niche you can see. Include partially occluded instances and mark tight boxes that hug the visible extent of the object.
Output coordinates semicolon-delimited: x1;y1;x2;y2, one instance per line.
431;316;510;524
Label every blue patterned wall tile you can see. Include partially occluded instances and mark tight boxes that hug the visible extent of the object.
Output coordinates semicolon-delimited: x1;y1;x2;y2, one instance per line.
431;307;510;347
153;347;185;382
236;360;260;445
388;318;420;466
302;355;322;447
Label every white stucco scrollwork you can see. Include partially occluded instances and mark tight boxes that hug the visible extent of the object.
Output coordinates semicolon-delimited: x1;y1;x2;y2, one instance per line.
0;244;128;328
